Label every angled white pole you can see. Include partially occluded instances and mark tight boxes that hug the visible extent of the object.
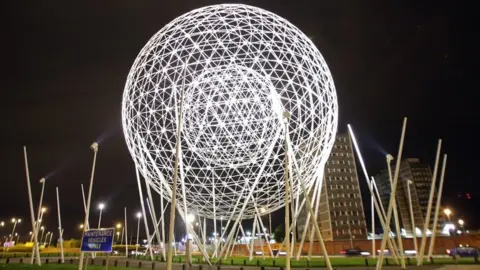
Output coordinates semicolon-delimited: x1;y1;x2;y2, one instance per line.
285;114;332;270
386;155;406;269
283;112;291;270
145;179;162;254
371;180;376;258
348;125;399;263
31;178;45;263
418;139;442;265
23;146;41;266
427;154;447;257
253;204;274;258
166;63;187;270
124;207;128;257
249;217;257;261
406;180;418;258
295;180;320;259
377;117;407;270
78;142;99;270
160;192;166;260
135;168;154;260
56;187;65;263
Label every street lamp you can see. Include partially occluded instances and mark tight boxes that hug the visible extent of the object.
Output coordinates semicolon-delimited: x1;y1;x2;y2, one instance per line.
443;208;452;222
1;221;4;227
10;218;21;244
135;212;142;257
40;226;45;244
79;224;84;229
97;203;105;228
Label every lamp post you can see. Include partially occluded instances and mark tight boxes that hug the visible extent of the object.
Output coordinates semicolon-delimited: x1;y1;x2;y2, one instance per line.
78;142;99;270
40;226;45;244
9;218;21;245
443;209;452;222
15;233;19;244
97;203;105;228
135;212;142;257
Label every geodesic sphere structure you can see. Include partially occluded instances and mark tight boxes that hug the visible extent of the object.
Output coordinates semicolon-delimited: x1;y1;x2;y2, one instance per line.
122;4;338;220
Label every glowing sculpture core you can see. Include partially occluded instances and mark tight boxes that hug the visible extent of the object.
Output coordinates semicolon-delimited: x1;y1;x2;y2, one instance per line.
122;4;338;219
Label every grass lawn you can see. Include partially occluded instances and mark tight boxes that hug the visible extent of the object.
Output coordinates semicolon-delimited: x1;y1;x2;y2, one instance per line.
1;255;478;268
0;265;128;270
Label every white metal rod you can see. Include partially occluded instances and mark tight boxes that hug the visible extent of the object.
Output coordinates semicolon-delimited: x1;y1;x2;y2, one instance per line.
31;179;45;263
124;207;128;257
427;154;447;257
286;120;332;270
135;168;154;260
406;180;418;259
160;192;166;260
371;180;375;258
295;180;320;259
78;143;98;270
23;146;41;266
166;63;187;270
386;157;406;268
249;216;258;261
417;139;442;265
145;179;162;254
376;117;407;270
348;125;399;262
56;187;65;263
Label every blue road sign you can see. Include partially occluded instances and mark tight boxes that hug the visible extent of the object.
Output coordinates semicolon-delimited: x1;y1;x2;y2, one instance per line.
80;228;114;253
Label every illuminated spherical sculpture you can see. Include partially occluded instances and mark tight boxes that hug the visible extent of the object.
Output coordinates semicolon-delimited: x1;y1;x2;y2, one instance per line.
122;4;338;219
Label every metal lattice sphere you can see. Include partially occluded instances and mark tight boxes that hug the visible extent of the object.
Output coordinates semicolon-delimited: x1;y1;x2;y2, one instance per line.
122;4;338;219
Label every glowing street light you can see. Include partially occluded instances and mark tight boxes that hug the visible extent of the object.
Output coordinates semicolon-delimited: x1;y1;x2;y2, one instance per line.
9;218;21;246
135;212;142;257
97;203;105;228
443;208;452;221
116;223;122;229
0;221;4;227
79;224;84;229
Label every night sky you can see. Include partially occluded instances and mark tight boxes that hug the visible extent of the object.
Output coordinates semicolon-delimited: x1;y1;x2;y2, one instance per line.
1;0;476;241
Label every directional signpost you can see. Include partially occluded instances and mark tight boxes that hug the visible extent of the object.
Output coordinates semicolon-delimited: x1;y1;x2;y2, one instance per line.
81;228;114;270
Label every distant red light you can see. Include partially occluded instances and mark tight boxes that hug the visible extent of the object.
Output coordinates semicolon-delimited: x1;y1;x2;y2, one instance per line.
466;193;471;199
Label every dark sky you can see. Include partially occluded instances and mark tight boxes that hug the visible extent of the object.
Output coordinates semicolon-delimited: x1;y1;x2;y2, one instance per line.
1;0;476;241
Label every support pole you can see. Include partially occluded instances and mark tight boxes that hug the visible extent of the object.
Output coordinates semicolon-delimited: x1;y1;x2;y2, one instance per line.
295;180;320;260
249;217;257;261
135;168;154;260
78;142;99;270
406;181;418;259
376;118;407;270
124;207;128;258
348;125;399;263
160;193;166;260
371;180;375;258
166;63;187;270
31;178;46;264
23;146;41;266
386;155;405;269
145;181;162;257
285;119;332;270
56;187;65;263
418;139;442;265
427;154;447;258
283;112;291;270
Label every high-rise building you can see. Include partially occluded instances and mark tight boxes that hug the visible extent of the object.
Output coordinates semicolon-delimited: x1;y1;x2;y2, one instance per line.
374;158;444;235
297;133;368;242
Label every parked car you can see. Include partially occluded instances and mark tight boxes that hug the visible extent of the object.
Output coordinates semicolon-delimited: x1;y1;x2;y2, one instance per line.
446;246;479;257
341;248;369;256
